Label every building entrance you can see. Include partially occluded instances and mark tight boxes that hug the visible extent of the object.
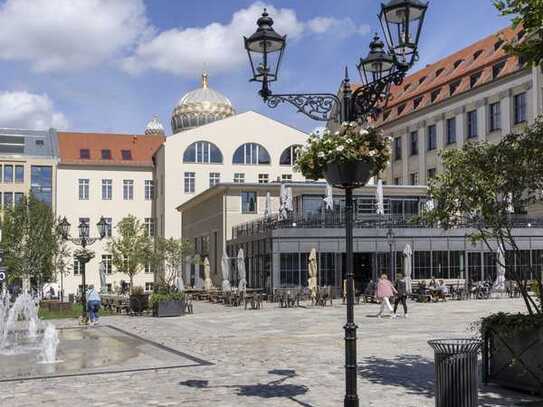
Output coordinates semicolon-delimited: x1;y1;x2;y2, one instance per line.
342;253;373;294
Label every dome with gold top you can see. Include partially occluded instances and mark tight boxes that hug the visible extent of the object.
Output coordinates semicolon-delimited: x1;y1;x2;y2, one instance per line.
171;73;236;134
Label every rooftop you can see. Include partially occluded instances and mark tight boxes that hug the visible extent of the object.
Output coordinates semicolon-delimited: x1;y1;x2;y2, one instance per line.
0;128;58;159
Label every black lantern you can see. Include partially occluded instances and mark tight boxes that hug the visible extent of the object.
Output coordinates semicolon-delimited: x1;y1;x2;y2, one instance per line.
97;216;107;239
78;219;90;239
59;217;70;240
358;34;395;85
244;9;286;97
379;0;428;68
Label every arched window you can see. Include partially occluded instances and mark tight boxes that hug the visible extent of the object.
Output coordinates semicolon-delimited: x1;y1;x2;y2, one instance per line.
183;141;223;164
280;145;302;166
232;143;270;165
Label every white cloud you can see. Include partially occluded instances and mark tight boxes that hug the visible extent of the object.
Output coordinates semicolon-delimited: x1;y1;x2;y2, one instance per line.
0;91;68;129
0;0;150;72
121;2;370;77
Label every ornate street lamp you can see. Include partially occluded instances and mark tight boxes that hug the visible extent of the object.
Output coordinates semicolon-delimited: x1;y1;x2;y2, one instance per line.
60;216;108;323
244;2;428;406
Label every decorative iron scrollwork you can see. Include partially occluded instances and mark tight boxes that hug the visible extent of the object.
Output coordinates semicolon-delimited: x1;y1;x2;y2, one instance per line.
265;93;342;122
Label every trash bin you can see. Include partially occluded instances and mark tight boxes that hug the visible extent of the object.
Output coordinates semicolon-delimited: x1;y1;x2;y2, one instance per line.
428;338;482;407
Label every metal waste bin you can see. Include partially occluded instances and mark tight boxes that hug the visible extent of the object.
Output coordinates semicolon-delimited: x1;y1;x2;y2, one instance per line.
428;338;482;407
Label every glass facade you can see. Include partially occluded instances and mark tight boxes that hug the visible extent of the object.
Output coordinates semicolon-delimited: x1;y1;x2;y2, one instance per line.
31;166;53;206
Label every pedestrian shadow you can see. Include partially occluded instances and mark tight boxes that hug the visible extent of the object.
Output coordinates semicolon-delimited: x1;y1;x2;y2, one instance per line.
179;369;314;407
358;354;435;398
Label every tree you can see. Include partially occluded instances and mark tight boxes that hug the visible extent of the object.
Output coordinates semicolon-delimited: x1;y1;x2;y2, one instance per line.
1;195;60;290
421;117;543;315
151;237;193;289
108;215;149;293
494;0;543;66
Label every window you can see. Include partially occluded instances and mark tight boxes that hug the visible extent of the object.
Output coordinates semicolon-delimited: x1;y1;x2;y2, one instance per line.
78;217;90;238
492;61;506;79
184;172;195;193
410;131;418;156
453;59;464;69
3;192;13;208
467;110;478;139
14;192;24;205
241;192;257;214
449;80;461;95
101;149;112;160
121;150;132;161
427;168;437;180
79;149;90;159
394;137;402;160
73;257;82;275
409;172;419;186
15;165;24;183
3;165;13;183
35;139;44;146
104;217;112;238
435;68;445;78
183;141;223;163
514;92;527;124
431;89;441;103
31;166;52;206
470;72;482;88
427;125;437;151
78;179;89;200
383;110;391;121
209;172;220;187
397;104;406;115
393;177;402;185
258;174;269;184
101;255;112;274
144;218;155;237
418;76;427;85
279;145;301;166
281;174;293;182
494;40;504;51
232;143;270;165
413;96;423;110
144;262;154;274
145;282;154;291
446;118;456;145
144;180;154;200
489;102;501;132
280;253;300;287
102;179;112;200
234;173;245;183
414;251;431;279
473;50;483;60
123;179;134;200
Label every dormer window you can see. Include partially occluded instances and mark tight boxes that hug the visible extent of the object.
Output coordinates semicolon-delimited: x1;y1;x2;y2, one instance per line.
431;89;441;103
383;110;391;121
473;50;483;60
35;139;44;146
453;59;464;69
397;103;407;115
470;72;482;88
403;84;410;92
435;68;445;78
80;149;90;159
449;80;461;95
492;61;506;79
413;96;423;110
517;30;525;42
418;76;427;86
101;149;112;160
121;150;132;160
494;40;504;51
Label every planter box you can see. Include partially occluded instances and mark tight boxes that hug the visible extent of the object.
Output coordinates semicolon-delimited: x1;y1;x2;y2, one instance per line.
483;327;543;395
153;299;185;318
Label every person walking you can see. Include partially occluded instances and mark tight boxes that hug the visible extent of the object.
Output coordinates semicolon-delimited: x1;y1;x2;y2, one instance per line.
376;273;397;318
394;273;408;318
86;285;101;326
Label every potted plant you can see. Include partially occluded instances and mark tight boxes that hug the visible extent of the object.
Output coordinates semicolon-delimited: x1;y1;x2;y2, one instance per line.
73;248;95;265
150;289;185;317
129;286;149;315
295;122;391;188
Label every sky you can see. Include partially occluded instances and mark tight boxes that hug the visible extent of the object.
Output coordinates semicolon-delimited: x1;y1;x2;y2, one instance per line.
0;0;513;135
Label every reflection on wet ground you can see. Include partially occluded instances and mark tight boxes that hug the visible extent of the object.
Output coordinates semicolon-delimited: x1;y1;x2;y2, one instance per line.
0;325;208;381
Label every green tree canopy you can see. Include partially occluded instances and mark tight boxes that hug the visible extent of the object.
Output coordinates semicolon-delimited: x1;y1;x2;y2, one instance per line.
1;194;60;289
151;237;193;290
495;0;543;66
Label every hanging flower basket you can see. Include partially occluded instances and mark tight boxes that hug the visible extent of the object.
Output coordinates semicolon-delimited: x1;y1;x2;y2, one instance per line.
295;122;390;188
74;248;95;264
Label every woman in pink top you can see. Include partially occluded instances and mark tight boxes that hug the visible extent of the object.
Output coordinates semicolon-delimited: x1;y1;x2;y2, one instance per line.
376;273;397;318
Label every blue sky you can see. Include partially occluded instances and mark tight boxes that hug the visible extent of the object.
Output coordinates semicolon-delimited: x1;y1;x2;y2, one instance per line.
0;0;512;135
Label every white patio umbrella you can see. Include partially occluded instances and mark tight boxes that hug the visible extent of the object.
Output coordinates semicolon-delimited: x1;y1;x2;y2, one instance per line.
286;187;294;212
376;180;384;216
308;248;318;301
193;254;203;289
203;257;214;291
237;248;247;292
279;184;288;220
403;244;413;294
323;184;334;211
221;248;231;292
264;192;272;219
176;272;185;292
493;243;506;292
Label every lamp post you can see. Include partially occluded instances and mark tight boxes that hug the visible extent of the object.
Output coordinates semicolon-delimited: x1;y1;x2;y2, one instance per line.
386;225;396;281
244;2;427;406
59;216;107;323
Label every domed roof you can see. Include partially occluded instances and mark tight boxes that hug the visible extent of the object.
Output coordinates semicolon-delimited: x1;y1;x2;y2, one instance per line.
145;116;165;136
171;73;235;134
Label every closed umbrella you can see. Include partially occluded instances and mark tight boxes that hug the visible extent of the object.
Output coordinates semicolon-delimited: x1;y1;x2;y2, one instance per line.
203;257;214;291
279;184;288;220
323;184;334;211
221;248;231;292
237;248;247;292
286;187;294;212
193;254;203;289
376;180;384;216
493;243;506;292
264;192;272;219
308;248;318;302
403;244;413;294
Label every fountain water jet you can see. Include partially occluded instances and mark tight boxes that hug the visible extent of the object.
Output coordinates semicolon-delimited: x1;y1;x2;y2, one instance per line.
39;323;60;364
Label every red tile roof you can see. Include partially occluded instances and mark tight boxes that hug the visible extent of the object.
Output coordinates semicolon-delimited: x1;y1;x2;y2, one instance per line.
58;132;164;167
375;25;527;126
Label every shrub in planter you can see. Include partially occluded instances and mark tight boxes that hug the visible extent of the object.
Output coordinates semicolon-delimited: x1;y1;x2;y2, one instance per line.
129;286;148;314
150;291;185;317
480;312;543;395
295;123;391;187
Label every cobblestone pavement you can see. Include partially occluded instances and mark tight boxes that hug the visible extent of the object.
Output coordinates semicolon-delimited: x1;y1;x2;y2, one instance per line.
1;298;541;407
